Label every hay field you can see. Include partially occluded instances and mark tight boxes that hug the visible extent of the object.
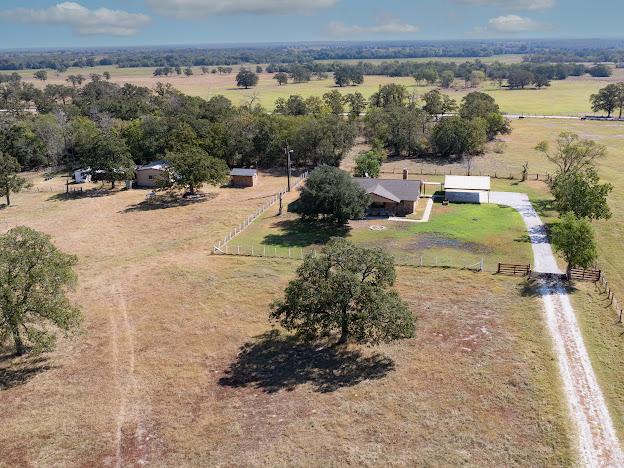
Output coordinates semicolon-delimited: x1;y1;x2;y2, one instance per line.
0;171;574;465
16;65;624;115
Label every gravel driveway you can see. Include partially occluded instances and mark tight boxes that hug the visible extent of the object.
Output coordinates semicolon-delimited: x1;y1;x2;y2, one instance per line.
490;191;623;466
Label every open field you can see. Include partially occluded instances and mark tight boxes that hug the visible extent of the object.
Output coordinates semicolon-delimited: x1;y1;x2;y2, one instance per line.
0;169;576;465
14;65;624;115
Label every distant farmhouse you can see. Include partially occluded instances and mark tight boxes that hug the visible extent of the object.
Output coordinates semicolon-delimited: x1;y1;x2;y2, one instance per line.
230;168;258;187
354;176;421;217
135;160;169;188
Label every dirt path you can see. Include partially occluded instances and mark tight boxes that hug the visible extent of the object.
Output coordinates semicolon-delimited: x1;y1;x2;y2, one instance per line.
109;284;151;467
491;192;624;467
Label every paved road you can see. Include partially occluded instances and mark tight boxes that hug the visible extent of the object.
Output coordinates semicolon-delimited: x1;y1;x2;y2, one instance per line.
490;191;624;467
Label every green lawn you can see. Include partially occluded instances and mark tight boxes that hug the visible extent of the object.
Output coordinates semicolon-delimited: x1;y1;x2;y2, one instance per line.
232;200;532;271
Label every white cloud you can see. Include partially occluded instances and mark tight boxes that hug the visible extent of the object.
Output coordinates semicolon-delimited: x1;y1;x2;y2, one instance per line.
327;18;419;37
145;0;339;18
0;2;150;36
485;14;545;33
458;0;555;10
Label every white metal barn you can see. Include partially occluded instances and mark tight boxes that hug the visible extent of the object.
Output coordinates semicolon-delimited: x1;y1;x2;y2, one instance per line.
444;175;491;203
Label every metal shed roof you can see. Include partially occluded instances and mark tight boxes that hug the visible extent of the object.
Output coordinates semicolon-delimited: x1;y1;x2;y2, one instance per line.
444;175;491;191
230;168;258;177
137;160;169;171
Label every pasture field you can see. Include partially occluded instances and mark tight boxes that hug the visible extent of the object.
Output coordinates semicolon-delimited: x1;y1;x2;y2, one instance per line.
0;171;575;466
15;65;624;115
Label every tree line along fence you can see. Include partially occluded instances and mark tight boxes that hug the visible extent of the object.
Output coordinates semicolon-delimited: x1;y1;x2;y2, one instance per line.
212;171;308;254
380;167;552;183
213;243;486;272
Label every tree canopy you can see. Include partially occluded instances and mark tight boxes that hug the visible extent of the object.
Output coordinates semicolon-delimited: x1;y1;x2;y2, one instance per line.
551;213;598;270
550;168;613;221
163;147;230;194
294;166;369;224
353;150;382;178
235;69;259;89
535;132;607;176
0;152;29;206
270;237;415;345
590;83;624;118
0;226;81;355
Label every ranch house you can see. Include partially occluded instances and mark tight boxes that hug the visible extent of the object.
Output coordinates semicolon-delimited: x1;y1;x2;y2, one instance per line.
354;176;422;217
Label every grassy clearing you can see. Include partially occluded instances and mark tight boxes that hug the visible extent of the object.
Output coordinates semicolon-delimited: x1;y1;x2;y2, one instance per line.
570;282;624;443
0;168;575;465
16;65;624;115
233;195;532;270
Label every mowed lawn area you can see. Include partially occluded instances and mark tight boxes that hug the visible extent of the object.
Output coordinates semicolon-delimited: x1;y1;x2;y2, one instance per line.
0;171;577;465
233;196;532;271
16;65;624;115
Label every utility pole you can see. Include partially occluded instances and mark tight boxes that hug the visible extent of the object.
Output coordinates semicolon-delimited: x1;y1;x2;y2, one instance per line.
285;142;292;192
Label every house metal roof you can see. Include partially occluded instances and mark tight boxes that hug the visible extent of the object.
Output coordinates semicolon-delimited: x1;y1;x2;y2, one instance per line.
231;168;258;177
444;175;491;191
137;160;169;171
354;178;421;202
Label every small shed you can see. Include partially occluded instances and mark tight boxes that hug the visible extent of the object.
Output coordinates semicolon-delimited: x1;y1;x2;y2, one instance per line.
444;175;491;204
135;160;169;188
230;168;258;187
73;168;91;184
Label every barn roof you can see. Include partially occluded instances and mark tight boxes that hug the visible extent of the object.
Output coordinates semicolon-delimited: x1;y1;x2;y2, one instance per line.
231;168;257;177
137;160;169;171
354;178;421;202
444;175;491;191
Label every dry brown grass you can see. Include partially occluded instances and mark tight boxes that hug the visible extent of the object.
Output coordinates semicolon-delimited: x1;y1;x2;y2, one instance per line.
0;170;574;466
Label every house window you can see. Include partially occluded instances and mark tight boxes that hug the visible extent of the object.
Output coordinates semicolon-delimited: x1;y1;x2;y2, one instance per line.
148;175;154;180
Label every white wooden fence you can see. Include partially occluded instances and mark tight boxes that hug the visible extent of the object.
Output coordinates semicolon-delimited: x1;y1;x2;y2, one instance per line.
213;171;308;254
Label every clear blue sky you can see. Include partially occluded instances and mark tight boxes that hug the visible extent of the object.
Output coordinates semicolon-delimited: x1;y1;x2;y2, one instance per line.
0;0;622;49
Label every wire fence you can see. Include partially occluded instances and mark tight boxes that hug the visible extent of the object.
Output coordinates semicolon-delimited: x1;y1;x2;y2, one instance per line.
380;167;552;182
213;171;308;253
213;243;486;272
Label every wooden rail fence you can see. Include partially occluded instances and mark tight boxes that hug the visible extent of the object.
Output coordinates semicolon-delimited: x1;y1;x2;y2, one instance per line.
567;267;601;282
497;263;531;276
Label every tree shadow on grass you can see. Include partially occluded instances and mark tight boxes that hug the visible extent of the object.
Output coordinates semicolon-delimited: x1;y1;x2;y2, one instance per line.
122;192;217;212
518;277;577;298
0;353;55;390
219;330;395;394
532;198;557;218
262;219;350;248
48;188;118;202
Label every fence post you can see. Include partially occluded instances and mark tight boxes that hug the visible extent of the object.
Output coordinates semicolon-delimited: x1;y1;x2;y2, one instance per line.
251;246;254;256
237;245;240;255
497;263;501;274
480;258;484;272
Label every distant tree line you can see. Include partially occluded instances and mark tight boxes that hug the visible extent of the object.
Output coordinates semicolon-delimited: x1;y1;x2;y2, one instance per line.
2;39;624;71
